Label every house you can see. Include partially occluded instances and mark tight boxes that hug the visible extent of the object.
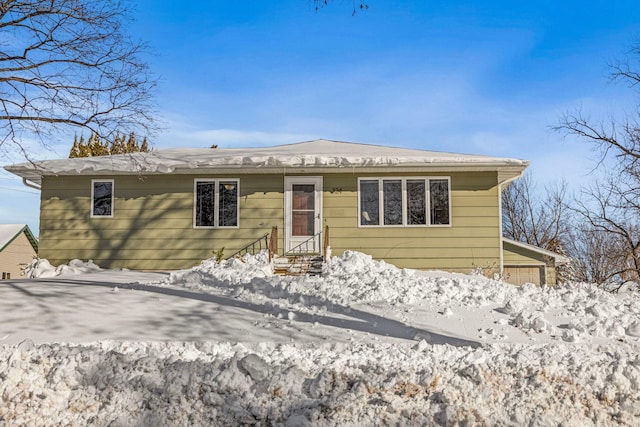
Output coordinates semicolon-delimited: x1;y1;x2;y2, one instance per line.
0;224;38;279
5;139;560;283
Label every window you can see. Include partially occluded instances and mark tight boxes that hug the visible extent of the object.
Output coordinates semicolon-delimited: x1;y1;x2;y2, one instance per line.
194;179;239;228
292;184;315;236
91;180;114;217
430;179;450;225
360;180;379;225
383;180;402;225
358;177;450;227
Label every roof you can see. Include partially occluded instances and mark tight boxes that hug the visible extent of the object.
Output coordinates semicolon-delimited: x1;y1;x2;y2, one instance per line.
503;238;570;265
0;224;38;253
4;139;529;186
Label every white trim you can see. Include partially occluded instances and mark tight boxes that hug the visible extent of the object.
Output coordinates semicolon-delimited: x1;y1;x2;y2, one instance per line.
503;238;571;265
284;176;323;253
90;179;114;218
357;176;452;228
193;178;240;229
498;171;527;272
427;176;452;228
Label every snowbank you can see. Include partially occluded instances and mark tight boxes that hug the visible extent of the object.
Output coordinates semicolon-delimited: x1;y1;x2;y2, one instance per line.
24;258;103;278
157;250;510;307
1;340;639;426
4;251;640;425
154;250;640;344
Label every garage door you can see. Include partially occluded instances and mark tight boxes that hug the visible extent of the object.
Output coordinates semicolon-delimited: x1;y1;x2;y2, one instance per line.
503;266;544;286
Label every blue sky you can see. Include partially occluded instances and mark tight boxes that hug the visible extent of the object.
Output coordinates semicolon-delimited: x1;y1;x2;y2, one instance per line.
2;0;640;235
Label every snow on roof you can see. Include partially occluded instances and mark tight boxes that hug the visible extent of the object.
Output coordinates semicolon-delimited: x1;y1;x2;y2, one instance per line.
4;139;529;186
0;224;38;252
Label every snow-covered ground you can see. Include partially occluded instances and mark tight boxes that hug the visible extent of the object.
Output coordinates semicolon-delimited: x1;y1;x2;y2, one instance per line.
2;251;640;425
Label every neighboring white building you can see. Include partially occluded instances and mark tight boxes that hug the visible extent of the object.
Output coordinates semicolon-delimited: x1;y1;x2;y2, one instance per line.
0;224;38;280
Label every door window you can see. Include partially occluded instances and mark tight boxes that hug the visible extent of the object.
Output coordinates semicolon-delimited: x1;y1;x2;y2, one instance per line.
292;184;315;236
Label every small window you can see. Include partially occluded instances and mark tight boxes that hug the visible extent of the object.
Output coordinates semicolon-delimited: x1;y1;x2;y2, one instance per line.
430;179;450;225
195;181;216;227
2;272;10;280
407;179;426;225
360;180;380;225
91;180;114;217
194;179;239;228
358;177;450;227
382;180;402;225
219;181;238;227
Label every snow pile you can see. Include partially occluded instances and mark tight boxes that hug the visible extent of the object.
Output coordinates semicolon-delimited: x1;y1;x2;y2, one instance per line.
24;258;103;278
157;250;512;307
1;340;639;426
498;282;640;342
165;251;274;289
152;250;640;344
4;250;640;425
318;250;510;306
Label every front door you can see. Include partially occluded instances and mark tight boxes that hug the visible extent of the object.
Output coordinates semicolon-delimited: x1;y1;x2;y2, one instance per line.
284;176;323;253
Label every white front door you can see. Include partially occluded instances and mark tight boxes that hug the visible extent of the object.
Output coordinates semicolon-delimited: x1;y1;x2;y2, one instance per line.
284;176;323;253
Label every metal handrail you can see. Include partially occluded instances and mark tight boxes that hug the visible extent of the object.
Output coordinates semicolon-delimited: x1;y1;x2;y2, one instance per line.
227;233;269;259
286;228;324;256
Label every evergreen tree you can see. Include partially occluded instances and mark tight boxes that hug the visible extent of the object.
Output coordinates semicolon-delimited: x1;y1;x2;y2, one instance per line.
87;133;108;156
69;135;80;158
68;132;150;158
78;136;90;157
545;238;576;284
110;133;126;155
125;132;138;153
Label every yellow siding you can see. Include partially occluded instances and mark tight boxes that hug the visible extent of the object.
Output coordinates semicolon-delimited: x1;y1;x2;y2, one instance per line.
0;232;37;279
39;174;284;270
502;241;546;265
322;172;500;271
502;241;558;286
503;266;544;286
39;171;502;272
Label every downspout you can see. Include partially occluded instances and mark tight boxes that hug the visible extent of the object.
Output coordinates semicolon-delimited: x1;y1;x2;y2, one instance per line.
22;177;41;190
498;172;525;276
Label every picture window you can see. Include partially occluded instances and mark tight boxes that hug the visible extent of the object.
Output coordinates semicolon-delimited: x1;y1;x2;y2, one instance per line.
358;177;450;227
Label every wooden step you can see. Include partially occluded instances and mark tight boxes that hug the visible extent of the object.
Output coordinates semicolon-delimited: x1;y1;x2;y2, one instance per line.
273;255;324;276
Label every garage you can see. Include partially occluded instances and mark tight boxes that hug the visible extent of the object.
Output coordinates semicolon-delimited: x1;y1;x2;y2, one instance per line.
502;238;570;286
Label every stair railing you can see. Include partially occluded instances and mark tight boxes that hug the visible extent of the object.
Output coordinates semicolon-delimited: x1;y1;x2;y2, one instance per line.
226;233;269;260
286;225;329;257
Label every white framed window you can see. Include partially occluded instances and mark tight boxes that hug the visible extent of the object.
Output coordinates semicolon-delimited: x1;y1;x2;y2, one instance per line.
358;177;451;227
91;179;114;218
194;179;239;228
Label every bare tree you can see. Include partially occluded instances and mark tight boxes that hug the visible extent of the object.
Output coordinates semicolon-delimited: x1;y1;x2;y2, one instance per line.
566;221;628;285
502;172;577;283
556;45;640;178
502;172;569;248
569;176;640;284
556;44;640;285
0;0;157;156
